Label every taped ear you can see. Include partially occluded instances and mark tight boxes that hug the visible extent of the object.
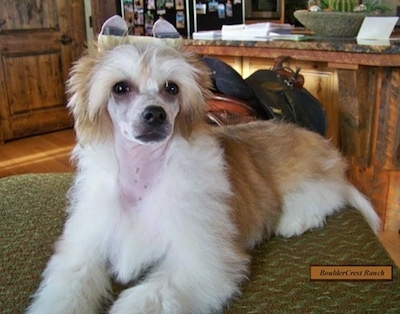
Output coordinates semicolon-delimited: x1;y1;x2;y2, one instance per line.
100;15;128;36
98;15;182;51
152;19;180;38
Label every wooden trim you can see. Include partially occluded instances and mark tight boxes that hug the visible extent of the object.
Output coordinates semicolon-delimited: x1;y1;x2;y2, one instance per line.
328;62;359;70
90;0;118;36
183;44;400;67
70;0;87;59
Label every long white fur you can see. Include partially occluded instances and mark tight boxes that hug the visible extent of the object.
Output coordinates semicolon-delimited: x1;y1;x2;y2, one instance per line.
27;17;381;314
28;133;248;313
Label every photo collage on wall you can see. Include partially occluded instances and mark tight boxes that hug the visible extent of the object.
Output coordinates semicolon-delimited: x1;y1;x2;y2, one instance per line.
195;0;241;19
123;0;186;36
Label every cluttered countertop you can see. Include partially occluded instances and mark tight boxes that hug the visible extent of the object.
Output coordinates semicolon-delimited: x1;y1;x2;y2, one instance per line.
182;27;400;67
183;32;400;55
182;18;400;60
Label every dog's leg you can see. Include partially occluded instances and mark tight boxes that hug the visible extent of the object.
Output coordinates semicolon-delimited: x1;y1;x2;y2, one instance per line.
28;189;112;314
110;243;249;313
27;238;111;314
275;179;348;238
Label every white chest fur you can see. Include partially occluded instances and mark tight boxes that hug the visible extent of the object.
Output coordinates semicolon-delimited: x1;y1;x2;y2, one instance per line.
75;134;236;284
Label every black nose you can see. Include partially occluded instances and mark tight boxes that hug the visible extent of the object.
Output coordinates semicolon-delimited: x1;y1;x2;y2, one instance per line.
141;106;167;126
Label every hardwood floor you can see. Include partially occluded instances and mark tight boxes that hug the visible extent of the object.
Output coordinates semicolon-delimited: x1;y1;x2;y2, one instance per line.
0;129;75;177
0;129;399;267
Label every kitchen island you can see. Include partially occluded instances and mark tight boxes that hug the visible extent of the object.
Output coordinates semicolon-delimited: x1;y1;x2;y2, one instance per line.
183;38;400;231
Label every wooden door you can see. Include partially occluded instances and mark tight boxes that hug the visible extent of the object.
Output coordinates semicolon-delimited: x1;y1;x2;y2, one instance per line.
0;0;86;142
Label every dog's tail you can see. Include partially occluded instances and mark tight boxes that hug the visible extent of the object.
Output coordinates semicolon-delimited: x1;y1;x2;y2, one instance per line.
345;184;381;234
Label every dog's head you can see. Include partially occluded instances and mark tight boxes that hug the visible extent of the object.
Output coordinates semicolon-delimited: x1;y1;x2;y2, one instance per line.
68;17;212;146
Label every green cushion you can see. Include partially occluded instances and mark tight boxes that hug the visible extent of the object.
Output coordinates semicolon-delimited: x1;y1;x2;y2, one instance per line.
0;173;399;313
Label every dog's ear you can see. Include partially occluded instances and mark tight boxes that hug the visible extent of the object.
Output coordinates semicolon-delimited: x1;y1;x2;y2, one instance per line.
97;15;129;51
100;15;128;36
68;16;126;145
175;54;214;139
67;52;113;145
152;19;180;39
98;15;182;51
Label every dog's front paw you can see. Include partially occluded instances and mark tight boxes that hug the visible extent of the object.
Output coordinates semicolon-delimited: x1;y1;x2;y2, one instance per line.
110;283;182;314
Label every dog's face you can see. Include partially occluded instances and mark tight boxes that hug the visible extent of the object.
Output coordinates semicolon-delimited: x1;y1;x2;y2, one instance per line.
68;41;212;145
105;45;181;145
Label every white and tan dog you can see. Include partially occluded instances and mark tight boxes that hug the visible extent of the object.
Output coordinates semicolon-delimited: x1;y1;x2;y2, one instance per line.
28;16;380;314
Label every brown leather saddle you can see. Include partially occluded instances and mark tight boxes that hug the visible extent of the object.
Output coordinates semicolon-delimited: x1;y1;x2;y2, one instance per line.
202;56;326;136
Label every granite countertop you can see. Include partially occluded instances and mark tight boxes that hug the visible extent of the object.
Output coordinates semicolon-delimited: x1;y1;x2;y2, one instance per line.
183;37;400;54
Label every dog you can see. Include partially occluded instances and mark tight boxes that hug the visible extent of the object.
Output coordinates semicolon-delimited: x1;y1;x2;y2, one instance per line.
27;16;380;314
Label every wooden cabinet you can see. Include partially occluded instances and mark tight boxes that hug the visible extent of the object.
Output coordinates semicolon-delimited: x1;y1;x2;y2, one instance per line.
0;0;86;142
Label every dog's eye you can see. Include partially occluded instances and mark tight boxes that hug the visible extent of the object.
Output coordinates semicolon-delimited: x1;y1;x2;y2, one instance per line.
112;81;130;94
165;81;179;95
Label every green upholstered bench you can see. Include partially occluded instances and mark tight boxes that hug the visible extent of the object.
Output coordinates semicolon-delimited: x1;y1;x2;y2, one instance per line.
1;173;399;313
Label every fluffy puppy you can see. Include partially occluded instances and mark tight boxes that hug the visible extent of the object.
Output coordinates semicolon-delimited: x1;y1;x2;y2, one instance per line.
27;17;380;314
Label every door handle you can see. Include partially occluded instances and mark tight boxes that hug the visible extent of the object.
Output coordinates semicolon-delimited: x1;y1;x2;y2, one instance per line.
60;34;72;45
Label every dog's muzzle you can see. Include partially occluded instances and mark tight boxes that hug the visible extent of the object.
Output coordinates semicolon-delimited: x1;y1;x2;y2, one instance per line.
136;105;171;143
142;105;166;126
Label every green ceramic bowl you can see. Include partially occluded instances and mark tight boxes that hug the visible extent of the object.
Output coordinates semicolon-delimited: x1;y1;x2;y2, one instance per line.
294;10;367;38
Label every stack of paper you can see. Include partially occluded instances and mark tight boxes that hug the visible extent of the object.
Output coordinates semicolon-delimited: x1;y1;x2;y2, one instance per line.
221;23;293;40
192;30;222;40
